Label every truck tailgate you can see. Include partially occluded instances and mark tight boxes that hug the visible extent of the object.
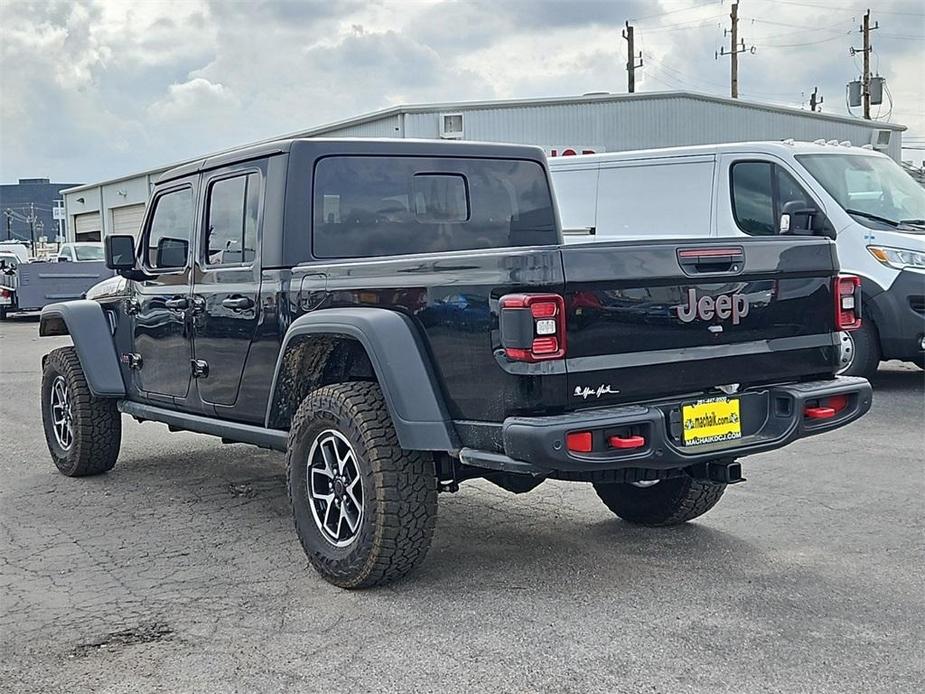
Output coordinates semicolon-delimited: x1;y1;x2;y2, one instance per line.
561;237;840;408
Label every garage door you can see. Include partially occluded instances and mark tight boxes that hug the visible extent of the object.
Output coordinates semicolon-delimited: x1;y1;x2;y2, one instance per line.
73;212;101;242
111;204;146;238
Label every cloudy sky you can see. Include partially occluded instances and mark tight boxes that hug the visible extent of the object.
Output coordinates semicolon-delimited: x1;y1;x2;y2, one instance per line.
1;0;923;184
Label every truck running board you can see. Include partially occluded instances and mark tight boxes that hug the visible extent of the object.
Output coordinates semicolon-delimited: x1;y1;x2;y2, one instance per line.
117;401;288;452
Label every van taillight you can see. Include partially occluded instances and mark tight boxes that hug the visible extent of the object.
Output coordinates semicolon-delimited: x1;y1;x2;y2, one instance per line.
834;275;862;330
499;293;567;362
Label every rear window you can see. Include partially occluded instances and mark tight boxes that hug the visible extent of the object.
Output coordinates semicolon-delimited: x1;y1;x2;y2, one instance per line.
312;156;556;258
74;245;104;261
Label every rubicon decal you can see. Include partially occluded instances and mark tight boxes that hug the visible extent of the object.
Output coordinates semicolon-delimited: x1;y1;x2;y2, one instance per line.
677;289;750;325
573;385;619;399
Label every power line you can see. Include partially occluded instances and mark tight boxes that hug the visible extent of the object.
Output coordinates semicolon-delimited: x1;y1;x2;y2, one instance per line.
740;15;855;32
761;32;851;49
629;0;720;24
751;0;925;17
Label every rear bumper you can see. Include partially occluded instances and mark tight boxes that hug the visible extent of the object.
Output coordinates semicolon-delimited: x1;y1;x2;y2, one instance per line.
458;376;872;475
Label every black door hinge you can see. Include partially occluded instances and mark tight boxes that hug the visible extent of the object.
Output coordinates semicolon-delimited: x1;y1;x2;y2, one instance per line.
191;359;209;378
120;353;143;370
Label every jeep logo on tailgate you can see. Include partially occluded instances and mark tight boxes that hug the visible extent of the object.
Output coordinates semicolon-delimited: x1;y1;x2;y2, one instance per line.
677;288;750;325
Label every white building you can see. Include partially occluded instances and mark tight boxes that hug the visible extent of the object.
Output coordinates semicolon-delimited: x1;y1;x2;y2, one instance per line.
62;90;906;242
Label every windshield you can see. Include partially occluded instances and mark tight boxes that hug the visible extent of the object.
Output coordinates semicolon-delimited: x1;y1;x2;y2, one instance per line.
73;245;104;261
796;153;925;228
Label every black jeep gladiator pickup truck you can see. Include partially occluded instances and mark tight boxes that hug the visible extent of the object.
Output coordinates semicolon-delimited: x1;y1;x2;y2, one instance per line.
39;138;871;588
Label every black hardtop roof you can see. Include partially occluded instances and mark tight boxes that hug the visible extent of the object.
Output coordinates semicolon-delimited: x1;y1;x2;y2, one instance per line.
156;138;548;185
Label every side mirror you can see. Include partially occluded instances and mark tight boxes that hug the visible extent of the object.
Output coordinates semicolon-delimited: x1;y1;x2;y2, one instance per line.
780;200;820;235
105;234;137;271
155;237;188;269
57;256;71;262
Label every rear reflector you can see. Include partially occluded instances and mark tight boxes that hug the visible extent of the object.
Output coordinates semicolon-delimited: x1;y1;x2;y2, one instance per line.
608;435;646;449
834;275;862;330
566;431;593;453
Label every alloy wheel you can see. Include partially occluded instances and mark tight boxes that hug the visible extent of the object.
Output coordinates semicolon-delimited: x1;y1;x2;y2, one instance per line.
50;375;74;450
306;429;364;547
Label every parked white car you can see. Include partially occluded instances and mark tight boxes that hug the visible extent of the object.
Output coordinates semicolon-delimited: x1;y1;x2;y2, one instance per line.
549;140;925;377
57;242;105;262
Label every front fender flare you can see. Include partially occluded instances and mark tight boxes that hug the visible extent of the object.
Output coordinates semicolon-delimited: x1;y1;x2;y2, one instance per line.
40;300;126;398
268;308;458;452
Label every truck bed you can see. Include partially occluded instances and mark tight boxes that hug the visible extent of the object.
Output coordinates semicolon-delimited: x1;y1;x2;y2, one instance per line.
1;261;114;312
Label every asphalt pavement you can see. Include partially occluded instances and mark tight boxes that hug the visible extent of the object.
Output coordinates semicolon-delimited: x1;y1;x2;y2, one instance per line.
1;316;922;693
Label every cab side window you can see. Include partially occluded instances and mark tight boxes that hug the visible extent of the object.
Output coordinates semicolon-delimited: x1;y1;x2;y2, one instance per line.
731;161;820;236
777;166;815;210
204;173;260;266
146;188;193;269
731;162;775;235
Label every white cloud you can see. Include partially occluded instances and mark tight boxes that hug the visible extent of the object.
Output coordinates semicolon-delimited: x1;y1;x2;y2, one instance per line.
1;0;922;181
149;78;239;122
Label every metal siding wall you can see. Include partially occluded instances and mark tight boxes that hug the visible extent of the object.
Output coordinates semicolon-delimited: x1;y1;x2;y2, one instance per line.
322;115;403;138
398;96;901;160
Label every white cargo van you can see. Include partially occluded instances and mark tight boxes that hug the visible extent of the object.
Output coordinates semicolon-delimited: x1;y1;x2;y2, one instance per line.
550;141;925;378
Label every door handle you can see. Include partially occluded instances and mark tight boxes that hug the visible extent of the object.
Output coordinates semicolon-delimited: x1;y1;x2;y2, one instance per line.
222;296;254;311
164;297;189;310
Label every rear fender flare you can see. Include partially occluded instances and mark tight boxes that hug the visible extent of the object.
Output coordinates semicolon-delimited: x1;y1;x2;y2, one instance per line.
39;300;125;398
267;308;458;452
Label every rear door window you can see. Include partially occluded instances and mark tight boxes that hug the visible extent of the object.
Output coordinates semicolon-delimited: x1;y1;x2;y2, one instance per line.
204;173;260;266
312;156;556;258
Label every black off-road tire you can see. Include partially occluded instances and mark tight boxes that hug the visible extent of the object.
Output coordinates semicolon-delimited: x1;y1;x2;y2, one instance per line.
41;346;121;476
287;381;438;589
593;475;726;527
840;321;881;380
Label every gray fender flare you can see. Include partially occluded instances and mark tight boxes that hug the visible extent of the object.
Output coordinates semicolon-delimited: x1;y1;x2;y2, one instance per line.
39;300;126;398
267;308;458;452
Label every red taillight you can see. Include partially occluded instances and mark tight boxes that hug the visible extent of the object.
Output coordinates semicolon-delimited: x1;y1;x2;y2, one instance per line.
531;336;559;354
530;301;558;319
566;431;593;453
500;293;567;362
834;275;862;330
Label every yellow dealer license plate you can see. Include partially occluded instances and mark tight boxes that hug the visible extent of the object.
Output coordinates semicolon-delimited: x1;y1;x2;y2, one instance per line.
682;397;742;446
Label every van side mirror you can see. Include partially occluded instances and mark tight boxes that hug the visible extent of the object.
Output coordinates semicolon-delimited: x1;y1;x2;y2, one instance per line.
780;199;828;237
105;234;137;271
155;237;188;269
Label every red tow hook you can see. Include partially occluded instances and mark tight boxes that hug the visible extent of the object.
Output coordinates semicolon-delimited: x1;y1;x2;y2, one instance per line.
608;435;646;449
804;406;836;419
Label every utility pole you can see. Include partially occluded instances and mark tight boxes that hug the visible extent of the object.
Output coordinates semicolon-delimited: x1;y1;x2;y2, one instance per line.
809;87;823;112
730;1;739;99
850;10;878;119
622;21;643;93
716;2;755;98
861;10;877;119
27;202;36;250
